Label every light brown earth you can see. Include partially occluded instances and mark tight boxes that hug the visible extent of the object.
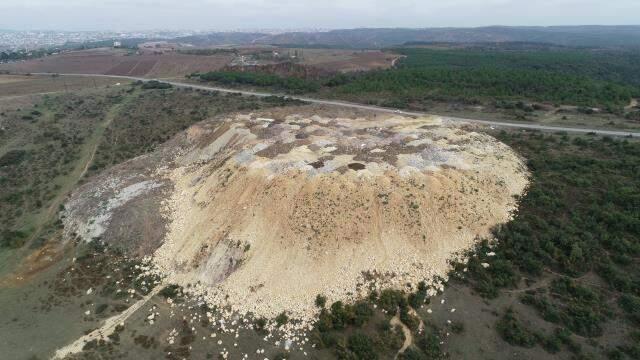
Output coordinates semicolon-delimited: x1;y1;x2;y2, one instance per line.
0;48;233;78
0;47;396;78
293;48;398;72
63;108;529;325
0;74;123;98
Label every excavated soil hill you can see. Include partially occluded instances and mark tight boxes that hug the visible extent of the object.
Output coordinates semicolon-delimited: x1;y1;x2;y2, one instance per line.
64;111;529;321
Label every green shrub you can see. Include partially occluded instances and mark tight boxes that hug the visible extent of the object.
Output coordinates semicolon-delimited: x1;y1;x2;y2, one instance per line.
158;284;182;299
618;294;640;324
275;312;288;327
141;80;172;90
496;308;538;347
347;332;378;360
0;230;28;248
0;149;28;167
315;294;327;308
377;289;405;313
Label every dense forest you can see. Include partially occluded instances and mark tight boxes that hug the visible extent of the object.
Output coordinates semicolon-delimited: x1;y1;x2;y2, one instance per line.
197;70;320;93
451;132;640;358
0;48;61;62
195;47;640;110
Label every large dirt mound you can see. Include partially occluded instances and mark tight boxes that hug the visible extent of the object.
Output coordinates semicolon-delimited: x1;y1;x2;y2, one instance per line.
64;112;528;321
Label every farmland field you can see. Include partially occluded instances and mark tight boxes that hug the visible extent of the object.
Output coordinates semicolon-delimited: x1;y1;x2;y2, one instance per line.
0;74;125;98
0;48;234;78
0;47;397;79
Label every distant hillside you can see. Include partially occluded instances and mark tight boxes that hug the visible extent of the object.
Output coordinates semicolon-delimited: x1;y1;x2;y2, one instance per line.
159;26;640;49
174;32;268;46
254;26;640;49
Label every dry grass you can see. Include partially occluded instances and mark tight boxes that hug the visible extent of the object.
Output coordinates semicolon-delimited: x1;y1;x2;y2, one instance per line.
0;47;395;79
0;75;124;98
298;49;397;72
0;48;233;78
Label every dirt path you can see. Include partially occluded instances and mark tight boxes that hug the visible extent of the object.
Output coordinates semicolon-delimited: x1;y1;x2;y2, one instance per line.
626;98;638;110
25;98;124;247
52;285;162;359
390;312;413;358
0;99;129;284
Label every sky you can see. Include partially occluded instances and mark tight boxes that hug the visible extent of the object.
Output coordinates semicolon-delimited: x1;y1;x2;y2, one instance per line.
0;0;638;31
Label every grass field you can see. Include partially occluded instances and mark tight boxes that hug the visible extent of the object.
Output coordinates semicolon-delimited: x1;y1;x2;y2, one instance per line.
0;74;125;98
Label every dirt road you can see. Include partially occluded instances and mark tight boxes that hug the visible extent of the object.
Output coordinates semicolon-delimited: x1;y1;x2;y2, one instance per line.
29;73;640;138
52;285;163;359
390;313;413;358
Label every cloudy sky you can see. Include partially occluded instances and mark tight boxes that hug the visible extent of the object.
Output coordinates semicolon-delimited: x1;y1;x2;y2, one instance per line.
0;0;638;31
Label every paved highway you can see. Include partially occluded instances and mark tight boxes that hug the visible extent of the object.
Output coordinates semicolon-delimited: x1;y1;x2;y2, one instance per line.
31;73;640;138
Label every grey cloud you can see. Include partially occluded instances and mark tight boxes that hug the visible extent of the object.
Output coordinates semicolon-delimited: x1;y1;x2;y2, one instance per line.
0;0;638;30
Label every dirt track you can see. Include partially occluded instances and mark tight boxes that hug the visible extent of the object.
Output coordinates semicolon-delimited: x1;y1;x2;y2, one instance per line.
27;73;640;138
52;285;162;359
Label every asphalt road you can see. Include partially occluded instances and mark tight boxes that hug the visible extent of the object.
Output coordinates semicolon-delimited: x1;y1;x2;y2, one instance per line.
31;72;640;138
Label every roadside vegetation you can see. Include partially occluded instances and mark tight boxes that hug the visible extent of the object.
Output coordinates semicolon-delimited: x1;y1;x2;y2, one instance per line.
193;47;640;112
196;71;320;94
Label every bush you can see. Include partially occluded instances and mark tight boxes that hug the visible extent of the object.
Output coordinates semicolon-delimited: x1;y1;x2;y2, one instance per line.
141;80;172;90
450;321;465;334
399;307;420;331
399;347;428;360
273;353;289;360
330;301;350;330
198;71;319;94
0;149;28;167
158;284;182;299
347;332;378;360
417;326;445;359
315;294;327;308
254;317;267;333
496;308;538;347
377;289;405;313
0;230;28;248
353;301;374;326
275;312;288;327
618;294;640;324
408;281;428;308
